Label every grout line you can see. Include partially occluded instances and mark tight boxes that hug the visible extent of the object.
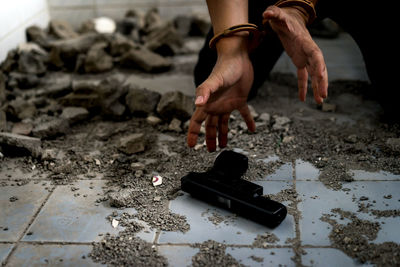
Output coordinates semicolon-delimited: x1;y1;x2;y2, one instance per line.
17;241;94;246
2;185;56;265
291;159;303;266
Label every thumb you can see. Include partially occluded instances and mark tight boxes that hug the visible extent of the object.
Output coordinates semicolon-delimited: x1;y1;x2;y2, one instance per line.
195;73;223;106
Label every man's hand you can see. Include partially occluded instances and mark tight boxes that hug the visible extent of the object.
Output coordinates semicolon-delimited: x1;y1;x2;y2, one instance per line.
187;37;256;152
263;6;328;103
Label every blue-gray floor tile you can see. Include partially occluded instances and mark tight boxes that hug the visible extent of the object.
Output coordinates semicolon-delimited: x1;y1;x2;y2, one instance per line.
22;180;155;243
302;248;366;267
7;244;103;267
295;159;320;181
158;245;199;267
297;181;400;246
0;244;14;265
350;169;400;181
0;182;50;242
158;189;295;245
226;247;295;267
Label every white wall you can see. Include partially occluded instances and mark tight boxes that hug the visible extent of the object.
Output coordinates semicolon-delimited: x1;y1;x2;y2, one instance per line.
0;0;50;62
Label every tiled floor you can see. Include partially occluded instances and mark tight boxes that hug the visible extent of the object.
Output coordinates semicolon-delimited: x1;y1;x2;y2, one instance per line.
1;157;399;266
0;34;398;266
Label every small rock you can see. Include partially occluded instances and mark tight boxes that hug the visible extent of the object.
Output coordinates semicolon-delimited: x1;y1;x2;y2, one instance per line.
359;196;369;201
60;107;89;124
386;138;400;153
84;42;113;73
344;134;357;144
272;115;291;131
131;162;145;171
0;110;6;132
258;112;271;124
168;118;182;132
9;196;18;202
144;22;183;56
321;102;336;112
49;20;79;39
26;26;49;48
12;122;33;136
108;188;134;208
282;135;295;144
156;91;194;121
125;87;161;115
120;47;171;73
32;118;69;139
118;133;146;154
146;115;162;126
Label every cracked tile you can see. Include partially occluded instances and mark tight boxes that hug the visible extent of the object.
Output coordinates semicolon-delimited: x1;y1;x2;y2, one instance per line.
297;181;400;246
22;180;155;243
7;244;103;266
158;245;199;267
226;247;295;267
0;244;14;264
0;182;50;242
302;248;360;267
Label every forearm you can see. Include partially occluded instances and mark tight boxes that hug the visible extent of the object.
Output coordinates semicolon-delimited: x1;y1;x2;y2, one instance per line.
206;0;250;54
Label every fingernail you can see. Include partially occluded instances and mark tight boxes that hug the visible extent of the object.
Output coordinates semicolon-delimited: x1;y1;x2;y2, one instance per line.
195;96;203;105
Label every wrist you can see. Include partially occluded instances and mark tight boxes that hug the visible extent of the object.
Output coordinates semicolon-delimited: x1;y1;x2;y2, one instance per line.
215;33;249;56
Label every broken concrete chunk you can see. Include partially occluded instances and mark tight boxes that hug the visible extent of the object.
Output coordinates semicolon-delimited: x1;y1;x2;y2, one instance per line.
6;98;37;121
32;118;69;139
272;115;291;131
258;113;271;124
26;26;49;48
37;73;72;98
49;20;79;39
84;42;113;73
0;110;6;132
120;47;171;73
168;118;182;132
8;72;39;89
0;132;42;157
386;138;400;153
12;122;33;136
108;188;134;208
49;33;106;69
156;91;194;121
18;51;47;75
125;87;161;115
344;134;357;144
60;107;89;124
118;133;146;154
144;22;183;56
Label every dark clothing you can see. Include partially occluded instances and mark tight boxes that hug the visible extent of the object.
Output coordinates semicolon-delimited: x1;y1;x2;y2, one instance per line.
194;0;398;116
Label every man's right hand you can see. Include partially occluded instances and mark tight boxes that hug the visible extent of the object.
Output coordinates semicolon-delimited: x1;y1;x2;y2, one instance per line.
187;36;256;152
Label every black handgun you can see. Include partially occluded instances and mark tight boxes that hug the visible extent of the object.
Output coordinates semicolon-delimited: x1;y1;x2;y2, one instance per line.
181;150;287;228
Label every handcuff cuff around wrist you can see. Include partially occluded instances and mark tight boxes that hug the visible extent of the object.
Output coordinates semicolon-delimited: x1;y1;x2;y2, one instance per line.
208;0;316;50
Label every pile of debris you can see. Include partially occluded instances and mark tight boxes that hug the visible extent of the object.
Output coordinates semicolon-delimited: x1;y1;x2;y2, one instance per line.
0;8;209;158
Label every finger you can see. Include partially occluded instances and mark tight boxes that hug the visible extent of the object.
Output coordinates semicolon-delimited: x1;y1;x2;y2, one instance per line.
205;115;219;152
311;76;324;104
218;114;230;148
307;46;328;100
187;108;207;147
262;5;284;21
238;105;256;132
195;73;223;106
297;67;308;102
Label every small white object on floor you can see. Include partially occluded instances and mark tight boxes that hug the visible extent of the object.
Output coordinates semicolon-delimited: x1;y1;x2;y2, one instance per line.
152;175;163;186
